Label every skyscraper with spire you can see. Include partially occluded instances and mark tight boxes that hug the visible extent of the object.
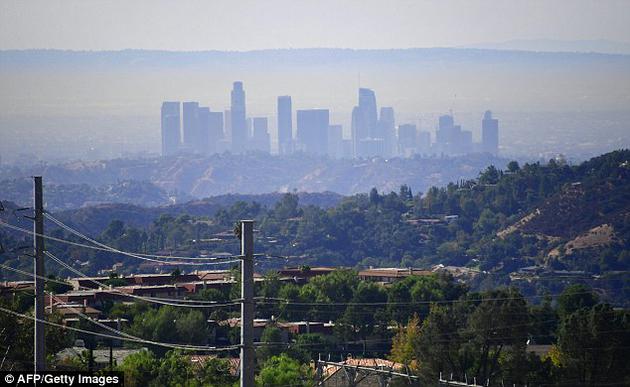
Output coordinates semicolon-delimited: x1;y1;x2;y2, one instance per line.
352;88;380;157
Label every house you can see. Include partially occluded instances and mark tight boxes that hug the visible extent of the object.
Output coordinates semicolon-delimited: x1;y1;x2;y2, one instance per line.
358;267;432;284
46;303;101;320
56;345;144;370
277;267;336;283
319;358;409;386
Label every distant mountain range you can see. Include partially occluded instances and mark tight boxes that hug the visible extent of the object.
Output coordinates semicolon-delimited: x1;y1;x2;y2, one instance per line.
0;153;508;210
463;39;630;55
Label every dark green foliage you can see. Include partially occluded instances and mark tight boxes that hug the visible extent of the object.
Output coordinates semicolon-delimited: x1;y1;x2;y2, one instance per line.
557;304;630;385
256;353;314;387
117;349;237;387
557;284;599;318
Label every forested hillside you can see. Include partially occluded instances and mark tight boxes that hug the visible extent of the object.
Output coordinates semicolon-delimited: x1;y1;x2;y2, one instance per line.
1;150;628;302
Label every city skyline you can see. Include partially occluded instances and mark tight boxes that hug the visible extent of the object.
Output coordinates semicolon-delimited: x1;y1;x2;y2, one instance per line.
160;82;499;159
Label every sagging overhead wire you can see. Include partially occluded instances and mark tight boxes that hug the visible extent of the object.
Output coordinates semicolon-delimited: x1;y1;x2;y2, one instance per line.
0;261;236;306
44;292;234;352
254;289;604;307
0;220;240;266
44;213;239;262
0;305;239;352
44;251;241;309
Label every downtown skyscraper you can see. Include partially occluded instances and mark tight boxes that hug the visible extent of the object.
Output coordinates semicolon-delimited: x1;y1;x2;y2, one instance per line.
482;110;499;155
161;101;180;156
378;107;396;157
352;88;385;158
297;109;329;156
182;101;201;153
277;96;293;155
231;81;247;153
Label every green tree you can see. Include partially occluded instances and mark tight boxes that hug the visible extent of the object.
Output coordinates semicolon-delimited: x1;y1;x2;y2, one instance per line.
256;325;284;363
557;284;598;318
389;314;421;371
557;304;630;385
256;354;314;387
117;349;159;387
507;161;520;173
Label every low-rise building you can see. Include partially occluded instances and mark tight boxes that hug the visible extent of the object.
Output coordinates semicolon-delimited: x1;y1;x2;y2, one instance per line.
358;267;432;284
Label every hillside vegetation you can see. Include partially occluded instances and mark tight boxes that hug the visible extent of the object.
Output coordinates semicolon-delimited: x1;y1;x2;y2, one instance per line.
1;150;628;302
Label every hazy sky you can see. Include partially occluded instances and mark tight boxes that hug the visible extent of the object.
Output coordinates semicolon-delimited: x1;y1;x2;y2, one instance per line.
1;0;630;50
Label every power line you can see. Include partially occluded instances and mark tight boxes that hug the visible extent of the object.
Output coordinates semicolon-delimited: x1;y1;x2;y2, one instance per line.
254;290;602;307
0;263;73;288
44;213;240;262
0;305;239;352
45;292;234;352
0;261;238;306
45;251;241;309
0;220;241;266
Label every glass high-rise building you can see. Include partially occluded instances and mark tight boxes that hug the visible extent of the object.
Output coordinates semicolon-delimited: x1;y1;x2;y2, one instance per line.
398;124;417;157
297;109;329;156
196;107;211;154
378;107;396;157
207;111;224;155
161;101;180;156
482;110;499;155
359;88;378;138
277;96;293;155
252;117;270;154
230;81;247;153
352;88;380;157
327;124;343;159
182;101;200;152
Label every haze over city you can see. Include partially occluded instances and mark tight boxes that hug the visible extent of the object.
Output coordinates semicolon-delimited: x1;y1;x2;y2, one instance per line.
1;0;630;164
1;2;630;386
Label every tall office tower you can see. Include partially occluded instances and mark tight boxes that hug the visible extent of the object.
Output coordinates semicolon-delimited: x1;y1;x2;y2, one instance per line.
230;81;247;153
182;102;200;153
481;110;499;155
224;109;232;139
208;111;224;154
417;130;432;154
359;88;378;137
351;106;362;157
327;124;343;159
352;88;380;157
436;114;465;154
378;107;396;157
277;96;293;155
296;109;329;156
398;124;417;157
197;107;212;154
251;117;270;154
436;114;454;146
161;101;181;156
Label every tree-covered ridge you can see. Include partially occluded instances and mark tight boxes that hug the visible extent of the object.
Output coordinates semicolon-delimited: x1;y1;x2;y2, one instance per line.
1;150;628;292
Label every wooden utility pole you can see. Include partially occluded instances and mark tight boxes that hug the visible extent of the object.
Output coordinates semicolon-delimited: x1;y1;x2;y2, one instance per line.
240;220;254;387
33;176;46;372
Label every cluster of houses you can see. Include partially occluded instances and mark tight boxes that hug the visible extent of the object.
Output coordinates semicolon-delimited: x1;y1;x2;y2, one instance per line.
1;266;457;327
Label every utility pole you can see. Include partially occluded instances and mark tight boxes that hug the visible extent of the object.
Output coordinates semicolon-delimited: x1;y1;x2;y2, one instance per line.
33;176;46;372
240;220;254;387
